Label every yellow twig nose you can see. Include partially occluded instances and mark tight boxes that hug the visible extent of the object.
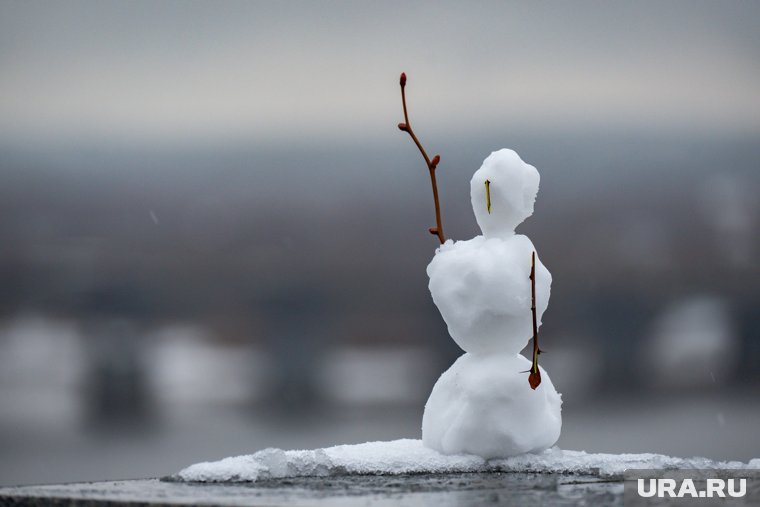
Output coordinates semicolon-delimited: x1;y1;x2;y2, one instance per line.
485;180;491;214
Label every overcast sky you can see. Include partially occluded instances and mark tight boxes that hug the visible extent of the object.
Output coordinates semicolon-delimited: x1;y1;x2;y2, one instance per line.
1;1;759;147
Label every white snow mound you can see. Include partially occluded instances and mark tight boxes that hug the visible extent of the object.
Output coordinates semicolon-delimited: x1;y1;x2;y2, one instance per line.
422;353;561;457
175;439;755;482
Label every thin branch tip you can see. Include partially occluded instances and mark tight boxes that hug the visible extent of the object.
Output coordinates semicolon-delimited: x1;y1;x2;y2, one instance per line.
396;71;446;244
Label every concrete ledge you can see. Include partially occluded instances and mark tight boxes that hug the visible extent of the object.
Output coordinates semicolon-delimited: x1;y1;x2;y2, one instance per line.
0;473;623;506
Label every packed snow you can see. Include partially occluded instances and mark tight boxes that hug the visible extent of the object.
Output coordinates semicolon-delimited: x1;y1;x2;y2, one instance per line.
427;235;550;354
175;439;758;483
423;148;560;457
469;148;540;237
422;354;561;458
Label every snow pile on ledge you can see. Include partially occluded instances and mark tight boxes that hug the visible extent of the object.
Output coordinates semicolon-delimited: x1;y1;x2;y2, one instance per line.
175;439;758;483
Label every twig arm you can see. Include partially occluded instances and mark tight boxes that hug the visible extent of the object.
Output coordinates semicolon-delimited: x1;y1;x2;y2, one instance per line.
528;251;542;389
397;72;445;244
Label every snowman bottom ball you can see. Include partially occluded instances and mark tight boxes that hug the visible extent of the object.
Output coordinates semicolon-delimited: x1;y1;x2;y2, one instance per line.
422;352;562;458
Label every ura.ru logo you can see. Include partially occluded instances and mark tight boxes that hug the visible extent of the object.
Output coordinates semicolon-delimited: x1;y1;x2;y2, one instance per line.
637;478;746;498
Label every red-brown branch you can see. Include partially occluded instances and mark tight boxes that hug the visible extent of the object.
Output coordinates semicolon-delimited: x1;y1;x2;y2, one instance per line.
528;251;542;389
397;72;445;244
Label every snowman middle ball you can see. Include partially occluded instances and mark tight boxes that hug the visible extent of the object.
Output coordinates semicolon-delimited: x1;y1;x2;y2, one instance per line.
427;235;551;355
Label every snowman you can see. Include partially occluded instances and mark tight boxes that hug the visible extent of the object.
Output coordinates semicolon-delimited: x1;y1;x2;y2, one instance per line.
397;74;561;459
422;149;562;458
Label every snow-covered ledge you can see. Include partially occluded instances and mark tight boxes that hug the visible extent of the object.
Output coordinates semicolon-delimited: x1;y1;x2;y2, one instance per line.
173;439;760;483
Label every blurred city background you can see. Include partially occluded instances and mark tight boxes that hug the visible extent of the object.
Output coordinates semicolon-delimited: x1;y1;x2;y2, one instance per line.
1;0;759;486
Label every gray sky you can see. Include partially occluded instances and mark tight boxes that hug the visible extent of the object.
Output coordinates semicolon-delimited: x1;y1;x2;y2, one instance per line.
1;1;759;146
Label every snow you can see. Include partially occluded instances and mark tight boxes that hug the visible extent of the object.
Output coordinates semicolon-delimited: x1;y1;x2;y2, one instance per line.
175;439;757;483
422;353;561;458
422;148;559;458
470;148;540;238
427;235;551;354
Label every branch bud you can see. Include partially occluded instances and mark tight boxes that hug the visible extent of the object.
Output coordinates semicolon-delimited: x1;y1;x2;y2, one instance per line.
528;370;541;390
399;72;407;87
397;122;408;131
428;227;438;235
431;155;440;168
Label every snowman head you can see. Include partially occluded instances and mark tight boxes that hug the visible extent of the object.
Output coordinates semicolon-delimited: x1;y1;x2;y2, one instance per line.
470;149;540;237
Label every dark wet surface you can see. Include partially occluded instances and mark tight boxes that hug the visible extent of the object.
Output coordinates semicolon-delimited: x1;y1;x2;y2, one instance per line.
0;473;623;506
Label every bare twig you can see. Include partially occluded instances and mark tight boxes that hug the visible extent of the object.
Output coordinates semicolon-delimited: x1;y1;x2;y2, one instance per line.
397;72;445;244
528;251;542;389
